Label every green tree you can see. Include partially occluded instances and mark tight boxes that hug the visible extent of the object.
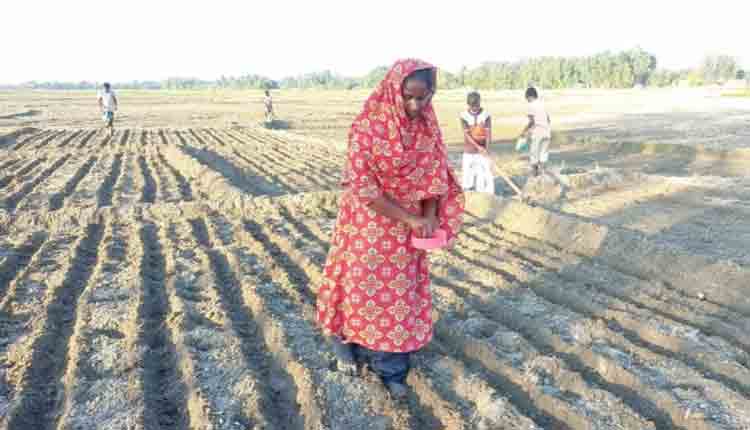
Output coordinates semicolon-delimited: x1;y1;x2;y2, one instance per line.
700;55;738;84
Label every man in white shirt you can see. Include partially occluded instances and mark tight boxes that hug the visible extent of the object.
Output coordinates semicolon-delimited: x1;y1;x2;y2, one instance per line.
97;83;118;136
263;90;274;124
519;87;551;177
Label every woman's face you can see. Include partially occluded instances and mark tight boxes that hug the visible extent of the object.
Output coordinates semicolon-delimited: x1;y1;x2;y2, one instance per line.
402;78;432;120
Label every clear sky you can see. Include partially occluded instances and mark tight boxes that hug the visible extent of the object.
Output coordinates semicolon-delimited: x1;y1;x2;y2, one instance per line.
2;0;747;84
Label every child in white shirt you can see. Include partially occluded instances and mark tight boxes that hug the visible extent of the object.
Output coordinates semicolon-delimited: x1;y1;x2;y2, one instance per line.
460;91;494;194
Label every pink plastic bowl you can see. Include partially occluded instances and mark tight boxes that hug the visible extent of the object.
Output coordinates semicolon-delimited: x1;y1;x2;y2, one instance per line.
411;229;448;250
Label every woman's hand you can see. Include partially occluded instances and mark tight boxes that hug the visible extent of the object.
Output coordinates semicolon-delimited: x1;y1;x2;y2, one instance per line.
421;198;440;237
407;214;439;238
368;195;439;237
424;212;439;237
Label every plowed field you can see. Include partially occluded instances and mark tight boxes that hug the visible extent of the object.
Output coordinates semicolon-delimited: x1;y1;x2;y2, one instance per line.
1;125;749;430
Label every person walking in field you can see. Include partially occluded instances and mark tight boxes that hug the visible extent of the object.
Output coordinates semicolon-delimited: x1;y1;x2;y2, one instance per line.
460;91;494;194
263;90;274;124
97;82;118;137
519;87;551;176
316;59;464;399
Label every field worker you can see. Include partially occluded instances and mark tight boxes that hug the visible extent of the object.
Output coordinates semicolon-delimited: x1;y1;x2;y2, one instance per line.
316;59;464;399
97;82;118;137
460;91;494;194
263;90;274;124
519;87;551;176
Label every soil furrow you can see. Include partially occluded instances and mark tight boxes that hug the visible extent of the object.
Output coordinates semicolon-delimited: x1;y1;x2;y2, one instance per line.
256;210;646;429
217;131;283;173
431;254;750;430
463;226;750;401
11;130;52;151
62;152;111;211
0;159;21;172
201;209;235;246
137;154;157;204
262;216;330;281
238;214;546;429
222;217;417;430
177;140;278;196
527;276;750;399
144;149;178;203
233;147;297;191
234;131;340;181
186;217;304;429
498;202;750;317
53;130;82;149
15;155;94;214
96;128;116;148
56;220;146;430
2;125;747;430
254;148;316;191
61;129;88;150
4;157;47;187
135;222;189;430
267;147;333;187
3;222;104;430
96;153;123;208
482;224;750;360
119;130;131;147
0;233;79;347
199;129;229;147
273;145;338;188
241;219;318;304
187;129;211;147
0;232;47;303
13;130;54;151
0;175;14;191
173;130;188;146
238;129;302;154
4;154;71;211
155;145;193;201
411;343;546;430
31;130;66;151
114;152;139;208
76;129;100;149
277;206;330;253
158;129;169;145
430;278;656;430
402;347;473;430
0;165;28;190
434;267;686;429
212;129;296;193
49;221;143;430
49;156;98;211
268;131;345;166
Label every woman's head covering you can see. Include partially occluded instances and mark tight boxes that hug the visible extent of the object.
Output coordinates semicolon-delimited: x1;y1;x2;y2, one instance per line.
361;59;438;132
344;59;464;244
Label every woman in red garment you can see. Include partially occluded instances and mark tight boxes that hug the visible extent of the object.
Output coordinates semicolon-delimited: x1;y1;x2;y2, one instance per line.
316;59;464;398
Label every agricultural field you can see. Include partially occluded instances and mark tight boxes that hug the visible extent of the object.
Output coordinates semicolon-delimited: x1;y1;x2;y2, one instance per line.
0;89;749;430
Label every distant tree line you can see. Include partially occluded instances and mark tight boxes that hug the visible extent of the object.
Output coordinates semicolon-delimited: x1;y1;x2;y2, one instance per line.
18;80;164;90
10;50;745;91
462;48;658;89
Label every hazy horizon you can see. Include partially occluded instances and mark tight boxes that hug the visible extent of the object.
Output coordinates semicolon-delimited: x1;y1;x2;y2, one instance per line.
3;0;748;85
